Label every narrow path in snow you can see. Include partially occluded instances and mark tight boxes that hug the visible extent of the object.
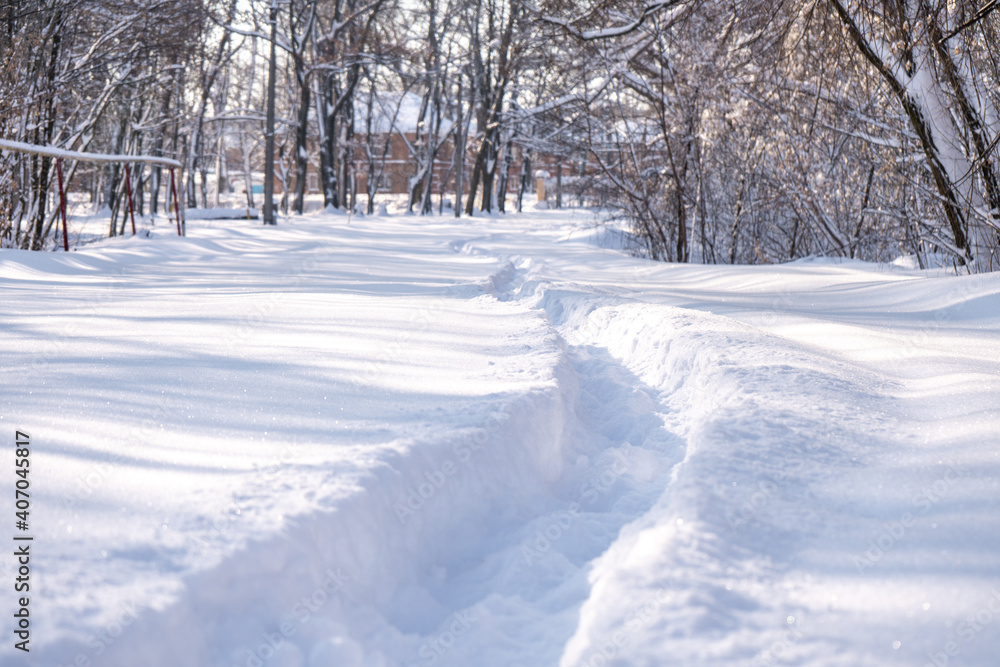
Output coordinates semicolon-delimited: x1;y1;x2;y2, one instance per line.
365;340;686;667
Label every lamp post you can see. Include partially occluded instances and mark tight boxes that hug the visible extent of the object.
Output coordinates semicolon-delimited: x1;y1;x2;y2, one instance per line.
263;0;278;225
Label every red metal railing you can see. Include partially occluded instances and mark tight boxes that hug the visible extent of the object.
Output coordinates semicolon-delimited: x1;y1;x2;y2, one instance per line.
0;138;184;250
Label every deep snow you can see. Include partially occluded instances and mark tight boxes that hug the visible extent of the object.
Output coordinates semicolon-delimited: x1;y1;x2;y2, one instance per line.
1;209;998;667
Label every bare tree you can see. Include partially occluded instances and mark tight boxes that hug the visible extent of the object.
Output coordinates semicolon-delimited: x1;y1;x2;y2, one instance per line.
825;0;1000;270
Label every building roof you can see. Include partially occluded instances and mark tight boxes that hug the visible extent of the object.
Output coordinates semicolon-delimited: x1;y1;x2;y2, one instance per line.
355;91;462;135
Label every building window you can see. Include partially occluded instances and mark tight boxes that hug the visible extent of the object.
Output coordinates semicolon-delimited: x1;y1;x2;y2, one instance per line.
369;173;392;192
308;174;318;192
369;141;391;161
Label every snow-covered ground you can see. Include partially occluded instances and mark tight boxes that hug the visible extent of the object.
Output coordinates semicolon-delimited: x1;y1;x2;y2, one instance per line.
1;208;998;667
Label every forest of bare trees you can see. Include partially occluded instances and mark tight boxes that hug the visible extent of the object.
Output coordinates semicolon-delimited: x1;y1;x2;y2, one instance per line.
1;0;998;271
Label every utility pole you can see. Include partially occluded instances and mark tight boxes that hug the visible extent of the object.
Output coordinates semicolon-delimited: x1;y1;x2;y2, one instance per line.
263;0;278;225
454;72;465;218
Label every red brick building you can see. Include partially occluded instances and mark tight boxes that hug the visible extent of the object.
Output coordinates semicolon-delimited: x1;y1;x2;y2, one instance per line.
226;92;597;205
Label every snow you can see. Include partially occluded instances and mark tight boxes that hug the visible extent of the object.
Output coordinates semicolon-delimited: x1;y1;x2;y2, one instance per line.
185;208;260;220
1;210;999;667
355;91;464;137
356;92;430;135
0;138;182;168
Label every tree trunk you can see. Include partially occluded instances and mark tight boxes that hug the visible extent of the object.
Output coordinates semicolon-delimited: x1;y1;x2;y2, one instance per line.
827;0;975;264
